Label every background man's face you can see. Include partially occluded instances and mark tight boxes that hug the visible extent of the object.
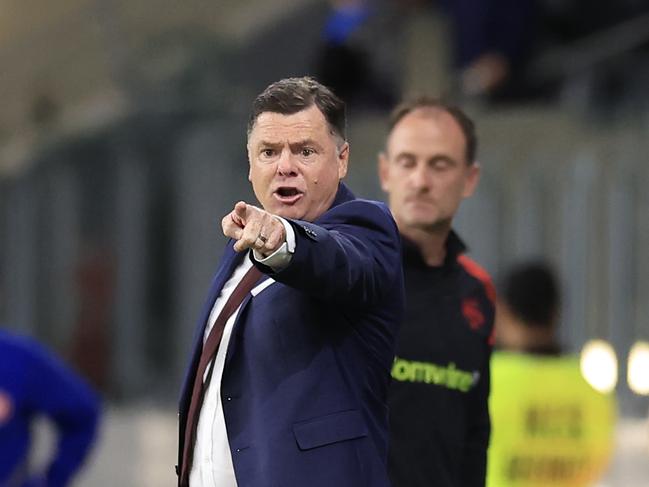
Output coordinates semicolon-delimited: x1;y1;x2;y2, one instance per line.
247;105;348;222
379;108;479;234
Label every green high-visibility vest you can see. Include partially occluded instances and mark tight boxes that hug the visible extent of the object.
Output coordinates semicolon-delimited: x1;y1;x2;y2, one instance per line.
487;351;616;487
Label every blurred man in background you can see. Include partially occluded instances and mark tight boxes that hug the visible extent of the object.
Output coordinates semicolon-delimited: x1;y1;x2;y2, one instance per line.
177;77;403;487
488;261;616;487
379;97;495;487
0;329;100;487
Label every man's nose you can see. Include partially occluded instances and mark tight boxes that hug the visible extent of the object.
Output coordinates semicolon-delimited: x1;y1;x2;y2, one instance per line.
277;150;298;176
411;165;432;190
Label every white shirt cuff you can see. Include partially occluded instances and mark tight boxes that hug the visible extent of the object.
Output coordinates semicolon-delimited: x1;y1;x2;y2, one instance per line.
252;217;295;271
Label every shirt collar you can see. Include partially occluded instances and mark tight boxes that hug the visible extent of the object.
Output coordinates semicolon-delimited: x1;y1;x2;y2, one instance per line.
401;229;467;269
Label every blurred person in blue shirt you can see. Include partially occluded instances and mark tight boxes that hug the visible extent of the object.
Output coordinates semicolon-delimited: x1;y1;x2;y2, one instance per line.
0;329;100;487
315;0;401;109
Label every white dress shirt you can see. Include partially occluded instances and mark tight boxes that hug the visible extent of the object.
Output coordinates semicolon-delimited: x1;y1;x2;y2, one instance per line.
189;219;295;487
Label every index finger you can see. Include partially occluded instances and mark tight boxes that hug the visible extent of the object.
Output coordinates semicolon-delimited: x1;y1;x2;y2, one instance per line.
232;201;248;227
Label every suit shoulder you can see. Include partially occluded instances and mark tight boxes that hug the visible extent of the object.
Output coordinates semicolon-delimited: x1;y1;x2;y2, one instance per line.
326;199;396;228
0;331;41;358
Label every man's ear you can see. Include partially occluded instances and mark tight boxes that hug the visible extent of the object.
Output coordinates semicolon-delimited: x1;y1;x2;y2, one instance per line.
338;142;350;179
462;162;481;198
378;151;390;192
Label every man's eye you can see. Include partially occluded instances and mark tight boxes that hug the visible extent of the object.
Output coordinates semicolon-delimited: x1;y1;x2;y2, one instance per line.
261;149;275;158
433;159;452;170
301;148;315;157
396;157;415;168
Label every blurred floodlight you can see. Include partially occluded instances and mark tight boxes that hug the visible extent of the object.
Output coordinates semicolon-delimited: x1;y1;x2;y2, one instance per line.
627;341;649;396
580;339;618;394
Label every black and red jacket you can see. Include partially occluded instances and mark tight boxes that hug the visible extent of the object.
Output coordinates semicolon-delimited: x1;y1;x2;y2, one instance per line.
388;231;495;487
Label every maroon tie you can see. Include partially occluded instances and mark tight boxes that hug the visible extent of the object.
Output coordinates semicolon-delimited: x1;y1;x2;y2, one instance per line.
180;264;263;486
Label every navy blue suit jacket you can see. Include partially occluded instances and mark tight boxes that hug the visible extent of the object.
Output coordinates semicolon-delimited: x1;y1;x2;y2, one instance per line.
178;184;404;487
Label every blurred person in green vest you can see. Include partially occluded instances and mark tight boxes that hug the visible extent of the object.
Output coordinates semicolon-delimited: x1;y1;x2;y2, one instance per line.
487;261;616;487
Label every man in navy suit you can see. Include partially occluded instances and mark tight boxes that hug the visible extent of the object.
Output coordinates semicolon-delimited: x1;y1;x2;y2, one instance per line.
178;77;404;487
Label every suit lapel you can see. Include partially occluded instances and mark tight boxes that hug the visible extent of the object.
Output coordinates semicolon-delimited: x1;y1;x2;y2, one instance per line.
180;242;243;410
223;274;274;369
195;243;243;341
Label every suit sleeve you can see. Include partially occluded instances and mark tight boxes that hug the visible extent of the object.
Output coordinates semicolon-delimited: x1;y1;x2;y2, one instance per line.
460;295;495;487
23;340;101;487
253;200;402;307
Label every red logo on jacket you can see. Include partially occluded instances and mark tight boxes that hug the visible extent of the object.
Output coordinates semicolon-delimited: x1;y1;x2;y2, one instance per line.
462;298;485;330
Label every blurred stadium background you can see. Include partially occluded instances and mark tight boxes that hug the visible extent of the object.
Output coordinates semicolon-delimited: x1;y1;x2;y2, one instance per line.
1;0;648;485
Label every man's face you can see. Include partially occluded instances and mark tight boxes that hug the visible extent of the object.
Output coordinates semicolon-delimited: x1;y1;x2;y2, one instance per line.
247;104;349;222
379;108;479;233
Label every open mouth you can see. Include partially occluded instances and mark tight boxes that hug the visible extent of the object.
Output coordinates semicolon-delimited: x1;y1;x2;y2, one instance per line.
274;187;303;204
